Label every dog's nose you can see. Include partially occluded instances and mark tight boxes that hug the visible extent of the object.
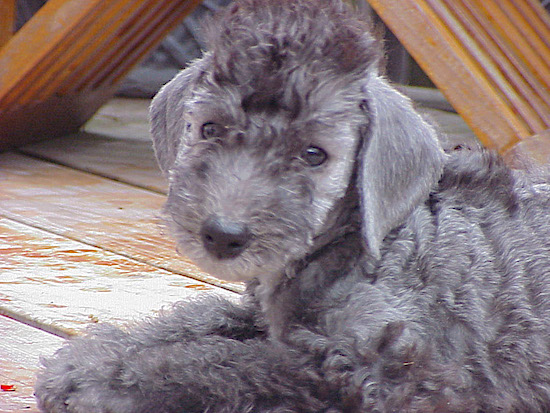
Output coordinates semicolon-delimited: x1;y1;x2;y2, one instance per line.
200;216;251;259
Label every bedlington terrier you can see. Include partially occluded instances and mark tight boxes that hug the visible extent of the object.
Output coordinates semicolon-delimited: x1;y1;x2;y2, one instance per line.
35;0;550;411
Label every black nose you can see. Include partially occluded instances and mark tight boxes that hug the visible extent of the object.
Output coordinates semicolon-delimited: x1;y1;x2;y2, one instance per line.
200;216;251;259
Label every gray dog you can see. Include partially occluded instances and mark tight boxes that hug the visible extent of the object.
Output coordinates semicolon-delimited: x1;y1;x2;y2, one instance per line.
35;0;550;412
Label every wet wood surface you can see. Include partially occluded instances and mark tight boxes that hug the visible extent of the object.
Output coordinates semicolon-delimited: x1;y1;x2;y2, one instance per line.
0;152;241;293
0;315;64;413
0;97;477;411
0;218;236;337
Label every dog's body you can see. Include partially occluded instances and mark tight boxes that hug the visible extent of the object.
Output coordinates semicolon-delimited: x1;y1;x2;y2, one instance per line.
35;1;550;412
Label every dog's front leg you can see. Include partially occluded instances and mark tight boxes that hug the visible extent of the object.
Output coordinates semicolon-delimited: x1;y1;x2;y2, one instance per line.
34;295;259;413
35;295;328;413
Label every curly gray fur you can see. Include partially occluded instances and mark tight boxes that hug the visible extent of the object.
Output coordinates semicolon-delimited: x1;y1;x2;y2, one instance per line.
35;1;550;412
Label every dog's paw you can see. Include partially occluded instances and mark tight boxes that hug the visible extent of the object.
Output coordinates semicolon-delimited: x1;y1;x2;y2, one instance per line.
35;326;139;413
35;353;106;413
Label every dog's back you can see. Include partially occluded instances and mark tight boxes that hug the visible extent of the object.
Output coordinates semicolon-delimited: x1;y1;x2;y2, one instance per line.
347;149;550;410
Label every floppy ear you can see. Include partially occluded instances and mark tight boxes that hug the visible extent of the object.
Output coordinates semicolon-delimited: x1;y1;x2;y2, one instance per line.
149;57;209;176
358;75;446;257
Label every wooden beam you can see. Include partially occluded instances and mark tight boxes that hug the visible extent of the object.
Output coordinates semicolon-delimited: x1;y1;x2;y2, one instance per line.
0;0;202;148
368;0;550;152
0;0;15;47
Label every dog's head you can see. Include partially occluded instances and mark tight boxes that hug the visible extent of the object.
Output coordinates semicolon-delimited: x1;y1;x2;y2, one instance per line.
150;0;445;281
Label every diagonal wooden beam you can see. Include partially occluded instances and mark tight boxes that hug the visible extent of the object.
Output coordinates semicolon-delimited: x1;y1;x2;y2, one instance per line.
0;0;202;149
0;0;15;48
368;0;550;153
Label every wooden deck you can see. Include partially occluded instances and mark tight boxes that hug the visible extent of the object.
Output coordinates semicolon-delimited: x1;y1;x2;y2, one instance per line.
0;97;476;411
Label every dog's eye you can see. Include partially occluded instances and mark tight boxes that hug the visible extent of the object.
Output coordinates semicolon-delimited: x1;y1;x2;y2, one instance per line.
201;122;227;139
301;146;327;167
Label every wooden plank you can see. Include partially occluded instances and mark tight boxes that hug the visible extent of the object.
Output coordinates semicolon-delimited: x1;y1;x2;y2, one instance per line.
443;0;549;130
481;0;550;81
20;98;165;193
21;132;167;194
0;0;202;147
436;0;550;132
38;0;161;99
0;152;243;293
0;0;111;108
509;0;550;53
0;217;237;336
0;316;64;413
0;0;201;108
83;97;153;142
0;0;15;48
367;0;550;152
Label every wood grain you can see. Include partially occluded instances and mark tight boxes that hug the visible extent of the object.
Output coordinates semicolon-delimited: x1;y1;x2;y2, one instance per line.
0;0;15;48
0;315;64;413
83;97;153;142
368;0;550;152
0;0;202;146
0;152;243;293
0;217;238;336
21;132;167;194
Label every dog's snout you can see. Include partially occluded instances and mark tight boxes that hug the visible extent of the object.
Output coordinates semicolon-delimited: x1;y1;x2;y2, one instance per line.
200;216;251;259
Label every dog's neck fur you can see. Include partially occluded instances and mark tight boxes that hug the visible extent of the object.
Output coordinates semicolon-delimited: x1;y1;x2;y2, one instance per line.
251;184;368;340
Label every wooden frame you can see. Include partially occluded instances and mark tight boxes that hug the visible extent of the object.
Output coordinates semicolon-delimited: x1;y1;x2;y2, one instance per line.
0;0;201;149
1;0;549;159
367;0;550;156
0;0;16;47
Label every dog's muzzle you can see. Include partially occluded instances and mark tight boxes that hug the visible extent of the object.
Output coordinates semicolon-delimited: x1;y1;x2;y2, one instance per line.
200;215;251;260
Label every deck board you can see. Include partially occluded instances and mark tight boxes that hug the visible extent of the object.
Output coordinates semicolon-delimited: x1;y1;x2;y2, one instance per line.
0;218;237;337
20;132;167;194
0;152;242;293
82;98;153;142
0;315;64;413
19;98;166;193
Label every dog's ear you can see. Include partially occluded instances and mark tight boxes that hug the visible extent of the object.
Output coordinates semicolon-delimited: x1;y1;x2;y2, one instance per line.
357;75;446;257
149;57;208;176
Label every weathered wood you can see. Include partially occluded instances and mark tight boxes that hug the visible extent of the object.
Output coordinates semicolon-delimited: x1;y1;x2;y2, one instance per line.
367;0;550;153
19;98;164;192
0;0;15;47
0;0;202;148
0;217;238;337
0;152;243;293
83;97;153;142
21;132;167;194
0;315;64;413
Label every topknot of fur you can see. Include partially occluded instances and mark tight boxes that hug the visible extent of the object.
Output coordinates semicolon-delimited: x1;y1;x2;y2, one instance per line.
204;0;381;87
